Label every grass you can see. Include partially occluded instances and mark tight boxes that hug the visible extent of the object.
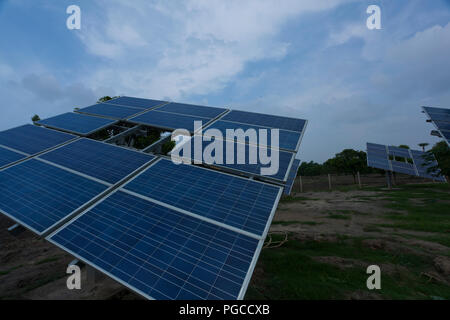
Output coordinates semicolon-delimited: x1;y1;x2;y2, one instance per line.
35;256;60;265
327;214;351;220
246;237;450;300
281;196;319;203
0;265;23;276
272;221;323;226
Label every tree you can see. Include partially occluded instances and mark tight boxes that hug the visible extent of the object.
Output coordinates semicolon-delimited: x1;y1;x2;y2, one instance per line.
31;114;40;122
418;142;429;152
327;149;368;182
398;144;410;149
97;96;119;103
425;141;450;178
298;161;323;176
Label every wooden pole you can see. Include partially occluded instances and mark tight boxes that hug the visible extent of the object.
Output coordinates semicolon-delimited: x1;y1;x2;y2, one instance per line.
357;171;362;188
328;174;332;190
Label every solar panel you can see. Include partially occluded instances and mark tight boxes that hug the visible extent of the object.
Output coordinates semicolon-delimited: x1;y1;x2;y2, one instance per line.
129;110;210;133
221;110;307;133
0;159;108;235
39;139;155;184
410;150;446;182
48;191;260;300
173;137;295;182
154;102;227;119
0;146;27;169
387;146;411;159
0;124;76;155
205;120;302;152
38;112;117;136
422;106;450;146
284;159;301;195
390;160;416;176
105;96;167;110
76;103;143;120
124;158;282;236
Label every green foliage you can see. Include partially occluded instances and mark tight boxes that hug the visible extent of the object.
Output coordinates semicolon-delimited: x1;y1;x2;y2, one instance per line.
161;140;176;155
298;161;322;176
97;96;119;103
418;142;429;151
324;149;368;180
31;114;40;122
398;144;410;149
428;141;450;177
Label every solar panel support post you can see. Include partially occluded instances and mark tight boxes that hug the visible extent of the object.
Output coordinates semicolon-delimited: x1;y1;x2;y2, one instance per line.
357;171;362;188
299;175;303;193
385;171;392;189
7;223;25;236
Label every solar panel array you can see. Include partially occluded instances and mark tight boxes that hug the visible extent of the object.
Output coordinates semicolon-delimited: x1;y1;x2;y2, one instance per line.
105;96;167;110
284;159;301;195
129;110;209;133
155;102;227;119
422;106;450;146
76;103;143;120
222;110;306;132
0;146;27;169
38;112;117;136
366;143;446;182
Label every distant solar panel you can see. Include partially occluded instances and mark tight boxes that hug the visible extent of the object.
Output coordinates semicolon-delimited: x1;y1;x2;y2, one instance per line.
106;96;167;110
0;159;108;235
205;120;302;152
48;191;260;300
173;137;295;182
0;146;27;169
0;124;76;155
129;110;210;133
76;103;143;120
38;112;116;136
155;102;227;119
284;159;301;195
39;139;155;184
124;158;282;236
422;106;450;146
221;110;307;133
366;143;446;181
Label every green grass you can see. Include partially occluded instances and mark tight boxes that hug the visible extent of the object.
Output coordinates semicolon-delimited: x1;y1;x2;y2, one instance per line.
363;225;383;233
0;265;23;276
35;256;60;265
272;221;323;226
281;196;319;203
246;237;450;300
327;214;351;220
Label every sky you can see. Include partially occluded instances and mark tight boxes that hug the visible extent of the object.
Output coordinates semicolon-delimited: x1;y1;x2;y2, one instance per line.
0;0;449;163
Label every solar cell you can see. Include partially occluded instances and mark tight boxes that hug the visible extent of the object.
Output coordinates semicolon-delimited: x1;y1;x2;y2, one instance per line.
0;124;76;155
284;159;300;195
155;102;227;119
48;191;260;300
129;110;210;133
0;146;27;168
423;106;450;115
77;103;142;120
124;159;282;236
426;113;450;122
38;112;116;136
204;120;302;152
390;160;416;176
106;96;167;110
39;139;155;184
423;107;450;146
221;110;306;133
0;159;108;235
387;146;411;159
434;121;450;131
173;137;294;182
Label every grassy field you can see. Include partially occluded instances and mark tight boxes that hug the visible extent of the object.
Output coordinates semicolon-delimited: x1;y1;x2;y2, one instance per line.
246;183;450;300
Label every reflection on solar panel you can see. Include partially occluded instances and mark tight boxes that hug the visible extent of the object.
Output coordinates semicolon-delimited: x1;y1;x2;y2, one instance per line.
77;103;143;120
38;113;116;136
366;143;446;182
39;139;155;184
124;159;281;236
0;159;108;235
48;191;260;300
173;137;294;182
106;96;167;110
423;106;450;146
284;159;301;195
0;124;76;155
205;120;302;152
129;110;210;133
222;110;306;132
0;146;26;168
155;102;227;119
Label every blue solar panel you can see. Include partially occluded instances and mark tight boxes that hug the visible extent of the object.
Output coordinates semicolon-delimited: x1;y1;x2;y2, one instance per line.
367;158;391;171
155;102;227;119
205;120;302;152
426;112;450;122
0;146;26;168
434;121;450;131
48;191;259;300
77;104;142;120
284;159;300;195
423;106;450;115
174;137;294;182
221;110;306;132
39;139;155;184
410;150;446;182
106;97;167;110
0;159;108;235
124;159;281;236
38;113;116;136
0;124;76;155
130;110;210;132
423;107;450;147
390;160;416;175
388;146;411;159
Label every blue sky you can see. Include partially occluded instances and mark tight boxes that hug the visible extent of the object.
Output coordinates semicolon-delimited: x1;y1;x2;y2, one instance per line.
0;0;449;162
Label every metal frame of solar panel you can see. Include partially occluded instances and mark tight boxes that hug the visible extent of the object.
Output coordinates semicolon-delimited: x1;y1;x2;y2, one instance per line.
422;106;450;147
171;136;295;183
284;159;301;195
75;103;145;120
47;158;282;300
366;143;446;182
37;112;118;136
0;145;28;169
104;96;168;110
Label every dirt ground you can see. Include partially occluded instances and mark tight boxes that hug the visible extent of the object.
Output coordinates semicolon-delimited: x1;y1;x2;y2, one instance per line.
0;185;448;300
